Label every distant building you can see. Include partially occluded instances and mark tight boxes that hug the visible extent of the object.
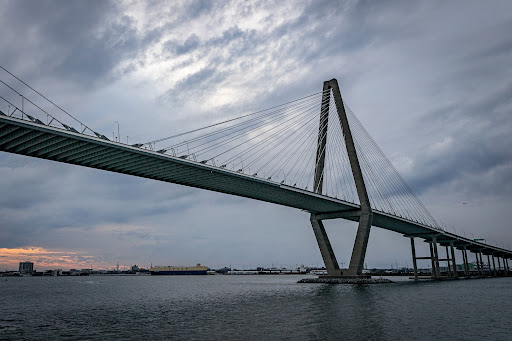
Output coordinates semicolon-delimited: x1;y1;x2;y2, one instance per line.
52;269;62;276
69;269;81;276
19;261;34;275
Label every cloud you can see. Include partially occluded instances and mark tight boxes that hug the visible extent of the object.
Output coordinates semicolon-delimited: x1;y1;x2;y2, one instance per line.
0;246;97;270
164;33;201;55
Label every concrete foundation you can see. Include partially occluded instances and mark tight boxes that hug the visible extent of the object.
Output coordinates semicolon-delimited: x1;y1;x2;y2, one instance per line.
298;277;394;284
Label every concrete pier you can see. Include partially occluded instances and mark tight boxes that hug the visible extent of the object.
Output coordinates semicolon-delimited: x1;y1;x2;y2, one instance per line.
298;277;394;284
450;242;458;278
410;238;419;280
432;237;441;279
310;214;342;277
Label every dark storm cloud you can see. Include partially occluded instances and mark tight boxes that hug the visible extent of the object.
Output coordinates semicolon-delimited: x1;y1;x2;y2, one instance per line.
0;0;158;86
408;85;512;197
1;1;111;81
409;135;512;196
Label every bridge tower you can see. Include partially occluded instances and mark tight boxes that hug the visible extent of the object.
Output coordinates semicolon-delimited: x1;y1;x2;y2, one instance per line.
311;79;373;277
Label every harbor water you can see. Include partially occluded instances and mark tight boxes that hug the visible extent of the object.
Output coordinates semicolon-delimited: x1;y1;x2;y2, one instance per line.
1;275;511;340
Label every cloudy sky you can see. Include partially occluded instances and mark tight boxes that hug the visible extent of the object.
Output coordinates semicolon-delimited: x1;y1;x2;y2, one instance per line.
1;0;511;271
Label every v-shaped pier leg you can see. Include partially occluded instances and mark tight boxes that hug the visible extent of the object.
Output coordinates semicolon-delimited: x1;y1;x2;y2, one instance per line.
310;213;343;276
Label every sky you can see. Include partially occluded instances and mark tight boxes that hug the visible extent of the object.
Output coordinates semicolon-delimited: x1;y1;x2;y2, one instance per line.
0;0;511;271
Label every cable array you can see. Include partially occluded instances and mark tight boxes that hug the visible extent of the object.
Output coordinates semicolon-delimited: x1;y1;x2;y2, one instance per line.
146;89;341;193
144;88;440;228
344;103;440;228
0;65;440;229
0;66;108;140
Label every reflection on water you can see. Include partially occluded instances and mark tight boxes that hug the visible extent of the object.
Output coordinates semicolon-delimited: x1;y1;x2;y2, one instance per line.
1;275;511;340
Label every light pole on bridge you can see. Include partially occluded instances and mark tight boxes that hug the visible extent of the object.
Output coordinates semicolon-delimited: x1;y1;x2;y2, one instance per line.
114;121;120;142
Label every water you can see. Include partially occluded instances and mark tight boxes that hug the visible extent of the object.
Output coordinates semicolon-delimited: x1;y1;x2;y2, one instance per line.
1;275;511;340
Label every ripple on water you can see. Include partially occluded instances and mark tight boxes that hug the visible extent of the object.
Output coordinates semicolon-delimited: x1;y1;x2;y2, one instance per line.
1;276;512;340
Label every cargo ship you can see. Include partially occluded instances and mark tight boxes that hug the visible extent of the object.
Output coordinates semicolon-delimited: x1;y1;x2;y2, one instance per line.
149;264;208;275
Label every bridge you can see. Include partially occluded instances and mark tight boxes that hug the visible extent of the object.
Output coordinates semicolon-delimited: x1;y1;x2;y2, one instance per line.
1;67;510;279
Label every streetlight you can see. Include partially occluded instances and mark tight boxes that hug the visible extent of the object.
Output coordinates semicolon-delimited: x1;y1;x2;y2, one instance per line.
279;169;286;184
114;121;120;142
20;95;24;119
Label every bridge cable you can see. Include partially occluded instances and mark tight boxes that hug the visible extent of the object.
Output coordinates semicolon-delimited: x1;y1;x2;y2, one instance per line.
145;89;330;146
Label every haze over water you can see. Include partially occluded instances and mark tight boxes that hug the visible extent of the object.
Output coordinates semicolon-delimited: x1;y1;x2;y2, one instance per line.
1;275;511;340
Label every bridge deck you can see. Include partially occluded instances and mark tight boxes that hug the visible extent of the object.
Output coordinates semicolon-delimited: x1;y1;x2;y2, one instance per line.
0;114;510;258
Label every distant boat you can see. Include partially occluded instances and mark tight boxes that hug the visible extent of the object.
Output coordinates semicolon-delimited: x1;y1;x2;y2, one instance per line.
149;264;208;275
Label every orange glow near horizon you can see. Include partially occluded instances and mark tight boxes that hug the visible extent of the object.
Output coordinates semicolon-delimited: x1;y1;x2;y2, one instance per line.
0;246;113;271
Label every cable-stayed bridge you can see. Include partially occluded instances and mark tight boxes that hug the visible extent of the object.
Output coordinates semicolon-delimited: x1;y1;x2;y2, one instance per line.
1;67;510;279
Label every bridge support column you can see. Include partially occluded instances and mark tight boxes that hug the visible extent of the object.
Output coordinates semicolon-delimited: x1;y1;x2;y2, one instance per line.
479;252;485;276
445;247;451;276
429;241;440;279
487;255;492;276
475;252;481;276
450;242;458;279
473;252;478;275
475;252;483;276
506;258;510;275
498;257;502;275
429;242;435;278
460;249;465;276
445;246;454;277
462;248;469;276
346;212;373;276
310;214;343;277
432;236;441;279
466;248;471;276
492;255;497;276
410;237;418;280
